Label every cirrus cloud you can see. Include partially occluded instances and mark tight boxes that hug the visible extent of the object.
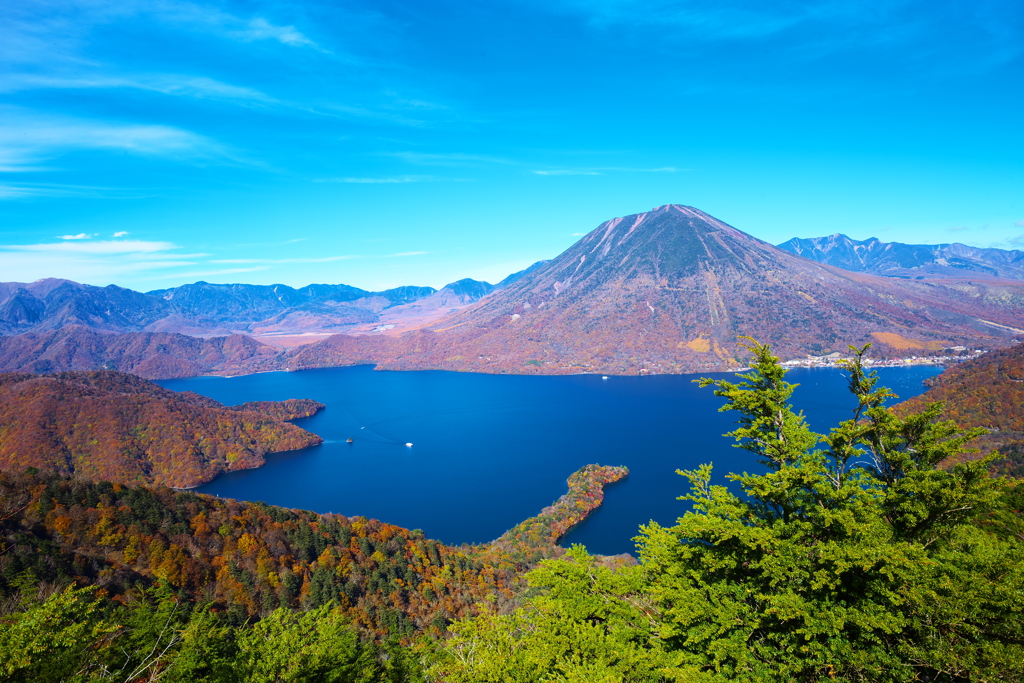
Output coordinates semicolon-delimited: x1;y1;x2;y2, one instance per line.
4;239;181;254
0;106;242;173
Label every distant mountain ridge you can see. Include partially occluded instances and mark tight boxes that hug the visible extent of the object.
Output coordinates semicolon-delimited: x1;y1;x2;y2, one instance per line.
0;279;171;335
0;264;543;339
778;234;1024;281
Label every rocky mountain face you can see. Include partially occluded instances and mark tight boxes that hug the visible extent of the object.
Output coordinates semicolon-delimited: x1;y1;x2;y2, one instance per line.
778;234;1024;281
0;279;171;335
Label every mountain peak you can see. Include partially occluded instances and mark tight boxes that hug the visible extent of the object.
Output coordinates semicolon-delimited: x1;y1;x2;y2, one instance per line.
626;203;731;226
551;204;766;287
416;205;1024;374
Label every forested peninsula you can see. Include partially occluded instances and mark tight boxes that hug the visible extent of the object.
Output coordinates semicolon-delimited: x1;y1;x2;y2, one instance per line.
0;371;324;488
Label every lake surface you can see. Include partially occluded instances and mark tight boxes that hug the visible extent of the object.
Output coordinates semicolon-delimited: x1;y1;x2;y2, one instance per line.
158;364;942;555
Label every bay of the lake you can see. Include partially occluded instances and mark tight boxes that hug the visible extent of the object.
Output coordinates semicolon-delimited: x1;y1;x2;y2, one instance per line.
158;364;941;556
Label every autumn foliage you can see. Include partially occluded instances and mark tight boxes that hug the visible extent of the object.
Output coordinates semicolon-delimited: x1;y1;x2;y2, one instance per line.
0;464;626;641
0;371;324;488
896;342;1024;475
484;464;629;565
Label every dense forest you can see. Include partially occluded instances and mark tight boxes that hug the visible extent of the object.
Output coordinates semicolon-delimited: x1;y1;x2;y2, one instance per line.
1;344;1022;681
0;371;324;488
0;460;628;680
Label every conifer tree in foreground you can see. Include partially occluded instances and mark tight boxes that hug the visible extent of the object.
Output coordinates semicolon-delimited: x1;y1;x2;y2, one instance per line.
433;341;1024;682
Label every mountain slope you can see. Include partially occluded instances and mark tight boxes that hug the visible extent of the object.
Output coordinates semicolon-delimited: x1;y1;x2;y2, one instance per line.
778;234;1024;281
0;279;171;335
0;325;285;378
3;206;1023;378
0;371;323;487
0;463;628;642
896;342;1024;475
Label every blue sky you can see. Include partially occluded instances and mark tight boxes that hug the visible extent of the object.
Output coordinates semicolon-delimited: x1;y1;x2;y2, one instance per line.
1;0;1022;292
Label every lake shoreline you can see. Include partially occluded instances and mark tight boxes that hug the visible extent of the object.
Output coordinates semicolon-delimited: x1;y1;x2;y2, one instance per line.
160;364;943;555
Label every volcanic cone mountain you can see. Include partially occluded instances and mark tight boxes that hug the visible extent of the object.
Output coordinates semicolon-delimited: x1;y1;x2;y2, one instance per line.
351;204;1024;373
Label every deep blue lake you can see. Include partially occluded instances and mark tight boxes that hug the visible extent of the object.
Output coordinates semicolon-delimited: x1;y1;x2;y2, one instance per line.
158;364;941;556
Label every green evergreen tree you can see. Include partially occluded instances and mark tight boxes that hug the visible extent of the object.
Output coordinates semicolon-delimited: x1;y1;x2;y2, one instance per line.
638;340;1023;681
235;605;382;683
0;584;115;682
436;340;1024;682
429;546;678;682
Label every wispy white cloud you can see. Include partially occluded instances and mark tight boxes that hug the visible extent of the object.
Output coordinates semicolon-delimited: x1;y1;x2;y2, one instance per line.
0;73;278;105
0;231;240;284
210;251;431;263
0;183;152;200
382;153;680;176
551;0;821;39
0;0;328;77
57;233;96;240
230;16;323;50
156;2;326;51
315;175;465;184
381;152;515;166
211;256;362;264
533;170;603;176
148;266;272;280
0;107;242;172
532;166;679;176
381;91;450;111
539;0;1023;70
3;239;179;254
100;0;325;51
0;236;196;283
0;73;409;130
542;0;917;43
0;253;200;282
1016;220;1024;228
